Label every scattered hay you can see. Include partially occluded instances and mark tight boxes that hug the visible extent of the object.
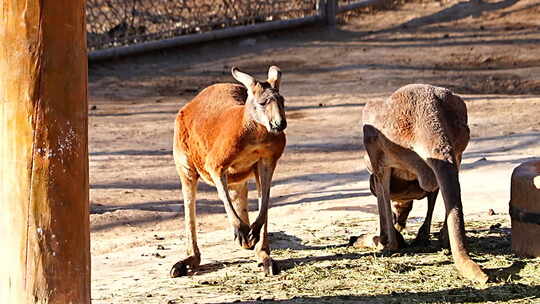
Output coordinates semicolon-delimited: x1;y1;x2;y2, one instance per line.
170;218;540;303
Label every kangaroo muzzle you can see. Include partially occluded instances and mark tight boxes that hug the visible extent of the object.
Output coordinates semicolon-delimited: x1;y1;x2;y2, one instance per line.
269;118;287;133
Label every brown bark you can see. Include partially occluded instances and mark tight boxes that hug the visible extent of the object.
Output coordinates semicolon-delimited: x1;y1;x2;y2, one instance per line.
0;0;90;303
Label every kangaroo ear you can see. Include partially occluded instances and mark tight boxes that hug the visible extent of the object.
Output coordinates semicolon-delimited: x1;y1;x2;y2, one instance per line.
267;66;281;90
231;67;256;90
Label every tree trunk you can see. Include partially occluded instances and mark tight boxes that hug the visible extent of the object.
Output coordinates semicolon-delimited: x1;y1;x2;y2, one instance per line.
0;0;90;303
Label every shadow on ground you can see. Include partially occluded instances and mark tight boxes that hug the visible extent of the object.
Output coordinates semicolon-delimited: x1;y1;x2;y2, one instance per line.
209;282;539;303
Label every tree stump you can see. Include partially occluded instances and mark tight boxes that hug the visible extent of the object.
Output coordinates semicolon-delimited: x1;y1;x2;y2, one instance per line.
509;160;540;257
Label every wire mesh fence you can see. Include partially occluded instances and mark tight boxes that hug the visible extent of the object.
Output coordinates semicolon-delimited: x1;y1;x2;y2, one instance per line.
86;0;319;51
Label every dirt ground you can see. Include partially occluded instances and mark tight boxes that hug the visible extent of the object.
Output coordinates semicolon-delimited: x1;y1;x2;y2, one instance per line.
88;0;540;303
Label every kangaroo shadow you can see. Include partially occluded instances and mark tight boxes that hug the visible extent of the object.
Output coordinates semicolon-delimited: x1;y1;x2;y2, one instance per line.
270;231;349;251
190;259;253;276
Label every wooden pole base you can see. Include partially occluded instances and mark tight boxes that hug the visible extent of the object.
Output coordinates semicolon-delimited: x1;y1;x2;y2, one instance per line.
510;161;540;257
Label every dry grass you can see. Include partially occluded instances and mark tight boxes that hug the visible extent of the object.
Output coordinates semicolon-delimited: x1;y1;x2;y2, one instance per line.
166;218;540;304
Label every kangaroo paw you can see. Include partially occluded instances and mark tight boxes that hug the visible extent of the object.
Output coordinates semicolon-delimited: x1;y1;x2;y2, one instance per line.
457;259;489;284
349;234;384;250
234;223;252;249
411;237;431;247
170;255;200;278
258;258;280;276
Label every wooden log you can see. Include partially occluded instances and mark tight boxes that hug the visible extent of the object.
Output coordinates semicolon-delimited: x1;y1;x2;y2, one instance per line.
0;1;90;303
510;160;540;257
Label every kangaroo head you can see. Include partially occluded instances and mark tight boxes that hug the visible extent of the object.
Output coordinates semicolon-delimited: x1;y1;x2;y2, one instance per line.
231;66;287;133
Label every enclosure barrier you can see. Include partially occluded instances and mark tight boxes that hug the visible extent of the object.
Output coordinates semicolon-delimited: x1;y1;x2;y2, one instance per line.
88;0;384;61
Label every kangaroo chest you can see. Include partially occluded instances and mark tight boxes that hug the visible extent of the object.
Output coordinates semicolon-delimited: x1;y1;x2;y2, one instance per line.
198;143;278;186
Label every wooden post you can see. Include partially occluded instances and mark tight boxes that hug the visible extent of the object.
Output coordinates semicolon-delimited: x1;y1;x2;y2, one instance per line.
317;0;337;26
326;0;337;27
317;0;327;20
510;161;540;257
0;1;90;303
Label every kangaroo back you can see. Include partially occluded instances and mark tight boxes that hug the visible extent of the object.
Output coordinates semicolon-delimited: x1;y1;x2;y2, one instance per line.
179;83;246;130
364;84;469;163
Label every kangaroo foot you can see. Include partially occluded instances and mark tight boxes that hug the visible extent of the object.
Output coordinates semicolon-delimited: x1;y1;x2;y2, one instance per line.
456;258;489;284
349;234;384;250
382;231;407;251
411;236;431;247
411;230;431;247
258;258;280;276
170;255;200;278
349;233;406;251
437;227;450;249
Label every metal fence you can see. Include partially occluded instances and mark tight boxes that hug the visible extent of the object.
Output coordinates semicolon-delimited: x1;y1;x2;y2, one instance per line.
87;0;382;61
87;0;318;51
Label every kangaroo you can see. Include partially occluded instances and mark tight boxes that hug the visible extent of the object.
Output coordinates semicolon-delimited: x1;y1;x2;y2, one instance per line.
356;84;488;283
170;66;286;277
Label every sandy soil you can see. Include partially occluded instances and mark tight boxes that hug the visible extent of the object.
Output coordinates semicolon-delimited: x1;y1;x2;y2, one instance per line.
88;0;540;302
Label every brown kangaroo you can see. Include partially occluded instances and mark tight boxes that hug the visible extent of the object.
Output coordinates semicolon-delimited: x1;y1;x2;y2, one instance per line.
357;84;488;283
170;66;286;277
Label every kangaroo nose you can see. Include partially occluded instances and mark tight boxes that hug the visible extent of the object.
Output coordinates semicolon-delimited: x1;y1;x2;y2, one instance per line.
279;119;287;131
271;119;287;132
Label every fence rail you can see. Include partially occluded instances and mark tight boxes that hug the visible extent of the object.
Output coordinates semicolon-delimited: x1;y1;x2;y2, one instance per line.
87;0;382;61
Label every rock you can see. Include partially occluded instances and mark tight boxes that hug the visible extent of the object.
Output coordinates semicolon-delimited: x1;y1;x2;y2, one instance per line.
480;56;493;63
490;223;501;230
